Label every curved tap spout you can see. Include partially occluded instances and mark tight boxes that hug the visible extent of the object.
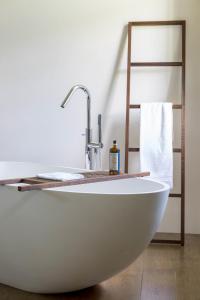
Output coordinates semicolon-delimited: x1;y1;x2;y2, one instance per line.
61;85;91;144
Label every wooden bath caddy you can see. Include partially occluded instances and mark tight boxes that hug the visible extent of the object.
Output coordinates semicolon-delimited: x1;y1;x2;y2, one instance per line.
0;171;150;192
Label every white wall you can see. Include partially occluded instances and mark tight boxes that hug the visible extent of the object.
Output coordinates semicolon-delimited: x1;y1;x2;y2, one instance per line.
0;0;199;233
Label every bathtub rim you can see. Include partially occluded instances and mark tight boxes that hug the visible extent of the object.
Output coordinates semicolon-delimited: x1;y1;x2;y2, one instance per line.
44;177;170;196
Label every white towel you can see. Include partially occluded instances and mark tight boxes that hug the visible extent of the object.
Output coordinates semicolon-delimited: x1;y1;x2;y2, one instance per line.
37;172;84;181
140;103;173;188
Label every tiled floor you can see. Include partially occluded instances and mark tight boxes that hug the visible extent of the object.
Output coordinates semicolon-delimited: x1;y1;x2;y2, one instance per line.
0;234;200;300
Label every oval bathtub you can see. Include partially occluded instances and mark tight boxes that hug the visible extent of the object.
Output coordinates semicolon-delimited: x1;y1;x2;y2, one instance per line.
0;161;169;293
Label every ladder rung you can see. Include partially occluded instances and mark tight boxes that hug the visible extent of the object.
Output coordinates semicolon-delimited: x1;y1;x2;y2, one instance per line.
131;62;183;67
151;239;182;244
169;193;182;198
128;147;182;153
129;104;182;109
129;21;185;26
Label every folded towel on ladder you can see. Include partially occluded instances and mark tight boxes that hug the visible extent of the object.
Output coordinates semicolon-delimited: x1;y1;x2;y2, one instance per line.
140;102;173;188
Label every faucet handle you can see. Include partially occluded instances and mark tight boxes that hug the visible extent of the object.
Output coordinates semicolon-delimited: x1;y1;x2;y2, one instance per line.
98;114;103;148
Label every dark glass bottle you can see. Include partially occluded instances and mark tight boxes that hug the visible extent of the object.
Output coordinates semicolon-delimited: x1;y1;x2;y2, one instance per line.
109;140;120;175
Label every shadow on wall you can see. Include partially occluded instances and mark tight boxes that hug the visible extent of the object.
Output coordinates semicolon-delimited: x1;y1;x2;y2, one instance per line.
102;25;127;120
101;25;127;171
166;28;182;102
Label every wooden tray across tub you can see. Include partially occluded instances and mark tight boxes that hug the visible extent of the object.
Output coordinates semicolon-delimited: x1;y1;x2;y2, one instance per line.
0;171;150;192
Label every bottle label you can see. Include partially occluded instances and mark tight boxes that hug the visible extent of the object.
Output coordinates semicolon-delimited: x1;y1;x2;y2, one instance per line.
109;153;119;171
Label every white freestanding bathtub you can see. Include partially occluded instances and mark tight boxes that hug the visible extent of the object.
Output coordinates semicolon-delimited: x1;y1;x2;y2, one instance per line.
0;161;169;293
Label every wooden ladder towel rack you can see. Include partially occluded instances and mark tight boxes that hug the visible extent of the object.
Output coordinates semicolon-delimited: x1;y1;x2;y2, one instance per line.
125;20;186;246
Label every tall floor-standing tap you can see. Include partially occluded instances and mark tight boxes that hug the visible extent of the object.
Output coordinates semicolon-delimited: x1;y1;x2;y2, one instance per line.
60;85;103;170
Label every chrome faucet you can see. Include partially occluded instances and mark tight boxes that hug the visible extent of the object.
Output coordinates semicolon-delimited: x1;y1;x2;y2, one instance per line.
60;85;103;170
